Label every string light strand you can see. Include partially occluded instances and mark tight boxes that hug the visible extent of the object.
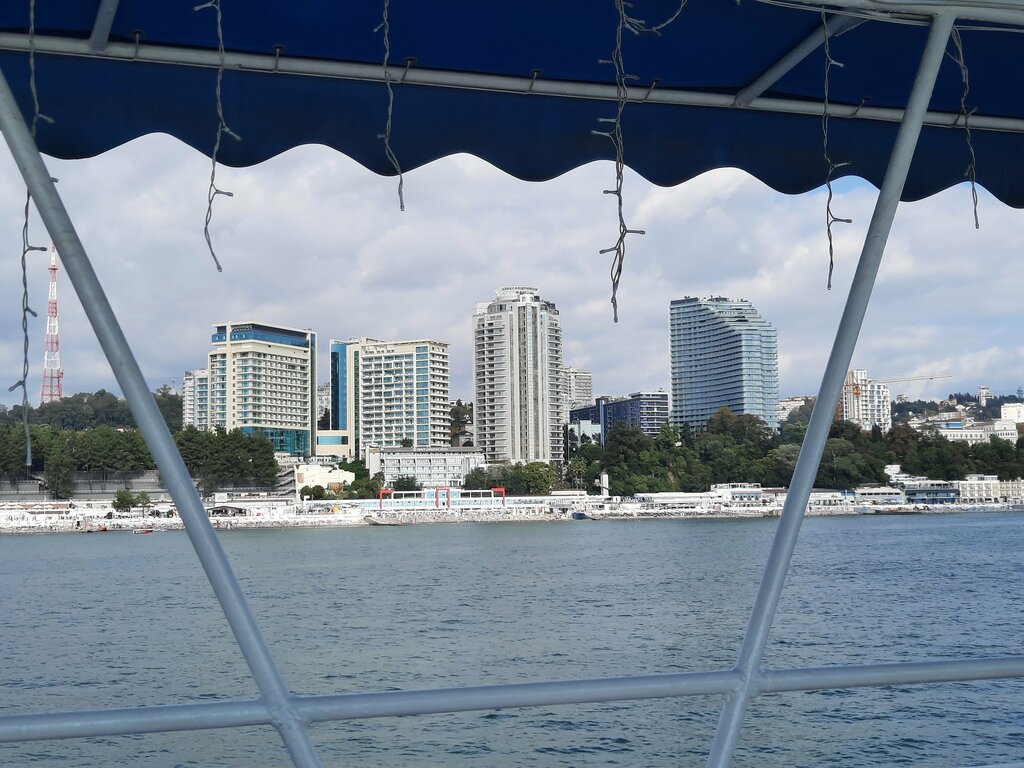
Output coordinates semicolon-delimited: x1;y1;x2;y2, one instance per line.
949;27;980;230
821;11;853;290
10;0;52;469
596;0;687;322
375;0;405;211
194;0;240;272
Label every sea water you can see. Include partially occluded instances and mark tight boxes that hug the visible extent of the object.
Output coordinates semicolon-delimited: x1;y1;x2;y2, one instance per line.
1;512;1022;766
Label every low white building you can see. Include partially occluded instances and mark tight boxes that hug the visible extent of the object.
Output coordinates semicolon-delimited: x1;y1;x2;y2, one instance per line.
778;396;812;422
956;474;1024;504
366;446;486;488
930;419;1018;445
294;464;355;494
1001;403;1024;423
854;486;906;505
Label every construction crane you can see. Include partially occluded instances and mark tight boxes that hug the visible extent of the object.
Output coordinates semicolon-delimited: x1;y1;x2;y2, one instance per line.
836;371;951;423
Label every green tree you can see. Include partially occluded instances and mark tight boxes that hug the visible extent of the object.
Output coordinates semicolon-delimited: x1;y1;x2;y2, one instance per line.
566;456;586;489
517;462;557;495
44;431;75;499
449;400;473;446
153;385;183;433
391;475;422;491
463;466;493;490
112;488;136;515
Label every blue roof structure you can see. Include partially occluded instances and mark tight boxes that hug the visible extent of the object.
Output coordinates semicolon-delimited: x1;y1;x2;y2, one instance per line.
0;0;1021;204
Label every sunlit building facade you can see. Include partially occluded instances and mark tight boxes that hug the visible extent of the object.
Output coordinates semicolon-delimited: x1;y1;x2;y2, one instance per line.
473;286;564;464
330;338;451;454
207;322;317;455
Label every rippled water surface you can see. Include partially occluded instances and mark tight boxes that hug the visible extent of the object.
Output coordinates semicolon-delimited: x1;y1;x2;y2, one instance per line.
1;512;1022;766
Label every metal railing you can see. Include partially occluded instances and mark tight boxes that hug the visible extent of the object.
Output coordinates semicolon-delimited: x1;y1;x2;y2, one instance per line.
1;7;1022;768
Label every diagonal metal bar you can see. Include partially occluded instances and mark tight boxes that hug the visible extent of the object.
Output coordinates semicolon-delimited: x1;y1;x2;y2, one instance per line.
0;67;322;768
734;13;864;107
706;11;957;768
87;0;121;52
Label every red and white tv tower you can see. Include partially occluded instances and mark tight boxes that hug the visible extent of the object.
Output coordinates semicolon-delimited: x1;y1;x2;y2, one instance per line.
40;243;64;403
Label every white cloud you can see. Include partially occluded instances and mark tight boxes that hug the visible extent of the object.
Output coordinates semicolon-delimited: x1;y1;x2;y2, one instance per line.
1;136;1022;411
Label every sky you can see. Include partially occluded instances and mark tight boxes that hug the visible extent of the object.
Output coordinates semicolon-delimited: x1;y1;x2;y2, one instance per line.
0;134;1022;411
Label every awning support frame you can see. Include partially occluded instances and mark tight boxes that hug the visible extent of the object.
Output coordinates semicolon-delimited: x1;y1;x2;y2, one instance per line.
0;66;325;768
706;11;957;767
734;13;865;106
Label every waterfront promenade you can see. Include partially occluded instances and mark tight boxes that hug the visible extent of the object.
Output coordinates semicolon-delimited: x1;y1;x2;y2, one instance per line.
1;497;1016;534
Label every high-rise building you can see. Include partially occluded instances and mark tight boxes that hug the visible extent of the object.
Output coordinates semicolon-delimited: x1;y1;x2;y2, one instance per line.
206;322;317;455
669;297;779;430
563;366;594;420
839;369;892;433
473;286;564;464
569;390;670;445
316;383;331;424
329;338;450;454
181;368;209;430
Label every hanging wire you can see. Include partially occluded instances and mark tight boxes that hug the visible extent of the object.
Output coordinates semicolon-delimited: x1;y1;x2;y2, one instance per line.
9;0;53;470
194;0;240;272
949;27;980;229
821;10;853;290
594;1;687;322
375;0;405;211
621;0;688;34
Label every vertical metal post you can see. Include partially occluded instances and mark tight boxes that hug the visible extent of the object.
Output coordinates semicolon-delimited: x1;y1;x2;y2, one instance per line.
706;12;956;767
0;69;322;768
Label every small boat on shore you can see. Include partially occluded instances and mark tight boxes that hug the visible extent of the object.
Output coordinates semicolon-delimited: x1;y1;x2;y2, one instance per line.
132;528;155;535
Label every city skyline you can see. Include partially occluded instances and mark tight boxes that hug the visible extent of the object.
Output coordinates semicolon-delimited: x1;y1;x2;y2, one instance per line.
1;136;1022;410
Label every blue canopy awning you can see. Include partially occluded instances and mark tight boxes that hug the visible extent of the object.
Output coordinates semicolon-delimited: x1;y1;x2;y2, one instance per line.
0;0;1022;205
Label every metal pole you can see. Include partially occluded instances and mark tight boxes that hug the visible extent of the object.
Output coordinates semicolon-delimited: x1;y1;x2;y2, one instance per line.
87;0;121;52
2;33;1023;134
706;12;956;767
0;68;322;768
733;14;864;107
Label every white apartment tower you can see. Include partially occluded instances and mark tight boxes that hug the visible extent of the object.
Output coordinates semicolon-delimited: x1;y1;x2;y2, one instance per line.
180;368;209;430
563;365;594;419
207;322;317;455
473;287;564;464
329;338;450;452
839;369;892;433
669;297;779;430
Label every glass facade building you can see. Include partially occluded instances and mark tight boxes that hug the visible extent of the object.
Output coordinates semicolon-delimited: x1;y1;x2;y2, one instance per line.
569;391;670;445
669;297;779;430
